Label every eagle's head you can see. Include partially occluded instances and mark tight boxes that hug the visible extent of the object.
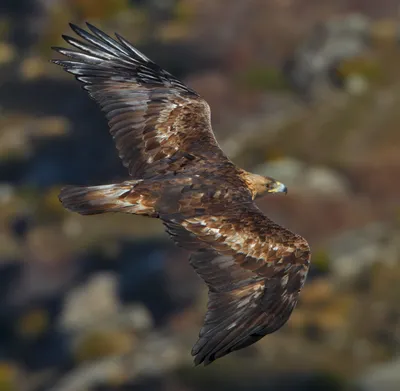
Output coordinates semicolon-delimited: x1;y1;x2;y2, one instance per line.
241;171;287;199
264;176;288;195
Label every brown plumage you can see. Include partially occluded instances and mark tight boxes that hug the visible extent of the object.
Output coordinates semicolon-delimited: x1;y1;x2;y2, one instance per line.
52;23;311;366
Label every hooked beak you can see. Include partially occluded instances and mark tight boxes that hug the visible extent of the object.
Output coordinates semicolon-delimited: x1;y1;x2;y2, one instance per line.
268;181;288;194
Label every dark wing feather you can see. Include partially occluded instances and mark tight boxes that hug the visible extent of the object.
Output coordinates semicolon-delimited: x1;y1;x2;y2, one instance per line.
52;23;227;178
163;203;310;366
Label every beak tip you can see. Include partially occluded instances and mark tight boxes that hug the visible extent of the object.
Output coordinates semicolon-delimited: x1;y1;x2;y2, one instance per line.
276;182;288;195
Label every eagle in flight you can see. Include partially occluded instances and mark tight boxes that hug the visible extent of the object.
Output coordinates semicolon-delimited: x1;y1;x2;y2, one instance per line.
53;23;311;366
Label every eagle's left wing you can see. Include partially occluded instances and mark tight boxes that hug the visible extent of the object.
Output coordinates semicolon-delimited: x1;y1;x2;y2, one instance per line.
52;23;228;179
163;206;310;366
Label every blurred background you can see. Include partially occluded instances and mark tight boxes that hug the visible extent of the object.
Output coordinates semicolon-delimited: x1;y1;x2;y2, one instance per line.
0;1;399;390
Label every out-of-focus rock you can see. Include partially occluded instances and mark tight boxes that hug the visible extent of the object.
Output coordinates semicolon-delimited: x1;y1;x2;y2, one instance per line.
370;19;398;41
336;55;383;91
327;223;398;282
60;272;120;331
0;231;20;260
185;71;232;122
345;74;369;95
41;186;68;217
346;163;400;204
0;184;15;205
289;292;354;345
31;117;70;137
48;357;127;391
115;304;153;332
298;277;335;305
16;307;50;339
8;260;78;307
219;95;302;160
50;332;187;391
19;56;47;80
285;13;370;98
255;158;304;184
69;0;132;21
58;273;151;335
0;124;27;160
355;357;400;391
0;116;70;160
25;226;72;264
255;158;350;196
124;332;189;376
0;43;15;65
305;166;350;196
74;329;135;362
0;361;24;391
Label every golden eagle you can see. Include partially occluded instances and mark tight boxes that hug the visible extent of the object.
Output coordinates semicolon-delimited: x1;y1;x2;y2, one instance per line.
52;23;311;366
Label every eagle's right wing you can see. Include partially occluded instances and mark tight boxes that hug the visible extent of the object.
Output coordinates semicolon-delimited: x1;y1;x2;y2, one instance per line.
189;249;308;366
163;205;310;366
52;23;228;179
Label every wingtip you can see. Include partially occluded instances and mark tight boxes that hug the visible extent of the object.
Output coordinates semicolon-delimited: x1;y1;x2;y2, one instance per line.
68;22;81;32
85;22;108;38
192;350;215;367
191;346;203;367
51;46;66;56
61;34;72;43
70;22;98;40
114;32;127;46
114;32;151;62
50;59;62;66
85;22;98;33
192;356;204;367
51;47;70;58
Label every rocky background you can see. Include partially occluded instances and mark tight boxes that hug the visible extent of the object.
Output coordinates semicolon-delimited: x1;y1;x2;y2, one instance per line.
0;1;399;390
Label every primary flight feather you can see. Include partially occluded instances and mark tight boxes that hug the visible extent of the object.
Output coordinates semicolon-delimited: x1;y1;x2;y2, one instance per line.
52;23;311;366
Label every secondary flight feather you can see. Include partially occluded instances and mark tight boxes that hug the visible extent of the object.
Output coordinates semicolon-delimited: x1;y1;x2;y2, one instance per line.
52;23;311;366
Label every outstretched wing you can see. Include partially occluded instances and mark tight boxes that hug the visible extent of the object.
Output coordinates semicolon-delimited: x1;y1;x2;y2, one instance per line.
163;205;311;366
52;23;226;178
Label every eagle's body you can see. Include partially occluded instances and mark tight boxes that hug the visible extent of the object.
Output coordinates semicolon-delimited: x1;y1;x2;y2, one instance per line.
53;24;311;366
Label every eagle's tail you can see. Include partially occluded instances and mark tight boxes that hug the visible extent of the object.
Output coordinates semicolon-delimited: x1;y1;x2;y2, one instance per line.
59;181;154;216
